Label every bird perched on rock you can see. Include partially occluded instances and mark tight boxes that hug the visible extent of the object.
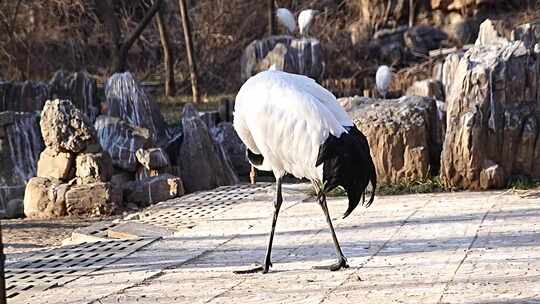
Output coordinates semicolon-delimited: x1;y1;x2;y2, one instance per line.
376;65;393;99
298;9;319;37
276;8;297;34
274;8;319;37
233;70;377;273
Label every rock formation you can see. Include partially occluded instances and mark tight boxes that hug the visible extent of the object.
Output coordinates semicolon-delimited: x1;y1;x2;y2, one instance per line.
24;99;119;218
104;72;170;145
340;96;441;185
177;104;238;192
439;20;540;189
241;36;325;82
49;70;100;123
0;81;50;112
211;122;250;176
0;112;43;218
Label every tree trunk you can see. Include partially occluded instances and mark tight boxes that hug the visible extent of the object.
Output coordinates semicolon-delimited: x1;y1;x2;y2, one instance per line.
178;0;199;103
156;2;176;96
408;0;414;28
95;0;162;73
268;0;276;36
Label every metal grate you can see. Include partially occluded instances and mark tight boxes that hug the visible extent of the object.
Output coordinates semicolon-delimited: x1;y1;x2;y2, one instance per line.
5;237;157;299
138;183;271;230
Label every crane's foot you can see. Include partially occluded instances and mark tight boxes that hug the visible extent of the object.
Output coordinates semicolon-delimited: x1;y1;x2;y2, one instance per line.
313;257;349;271
233;262;272;274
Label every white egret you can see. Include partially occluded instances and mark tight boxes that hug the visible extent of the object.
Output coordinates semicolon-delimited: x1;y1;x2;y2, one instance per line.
376;65;393;99
276;8;297;34
233;70;377;273
298;9;319;37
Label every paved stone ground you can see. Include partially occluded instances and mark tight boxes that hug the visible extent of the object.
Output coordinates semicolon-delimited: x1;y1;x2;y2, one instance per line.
6;184;540;303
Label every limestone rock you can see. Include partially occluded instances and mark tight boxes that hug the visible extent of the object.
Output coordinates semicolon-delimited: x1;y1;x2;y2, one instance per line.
176;104;238;192
125;173;184;207
341;96;440;185
94;115;154;172
75;152;113;184
241;36;325;82
105;72;169;145
0;112;43;217
211;122;250;176
37;148;75;180
49;70;100;123
65;182;122;216
23;177;67;219
40;99;96;153
135;148;170;170
475;19;511;46
440;41;540;189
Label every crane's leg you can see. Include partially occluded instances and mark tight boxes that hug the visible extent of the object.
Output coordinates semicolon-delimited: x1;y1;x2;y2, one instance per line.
234;177;283;274
250;165;257;184
313;193;349;271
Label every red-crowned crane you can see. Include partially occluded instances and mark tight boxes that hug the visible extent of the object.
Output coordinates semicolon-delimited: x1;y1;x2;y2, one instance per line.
376;65;393;99
276;8;297;34
233;70;377;273
298;9;319;37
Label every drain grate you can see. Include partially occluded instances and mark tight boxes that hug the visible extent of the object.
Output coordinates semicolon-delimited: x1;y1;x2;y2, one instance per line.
5;237;157;299
138;183;271;230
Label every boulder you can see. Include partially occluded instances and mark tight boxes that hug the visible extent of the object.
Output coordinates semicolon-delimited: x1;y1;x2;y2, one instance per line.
49;70;100;123
40;99;96;153
0;81;50;112
404;25;448;57
23;177;68;218
340;96;440;185
94;115;154;172
124;173;184;207
105;72;169;145
211;122;250;176
177;104;238;192
37;148;75;180
241;36;325;82
513;21;540;50
75;152;113;184
135;148;170;170
440;40;540;189
65;182;122;216
111;171;133;186
0;112;44;217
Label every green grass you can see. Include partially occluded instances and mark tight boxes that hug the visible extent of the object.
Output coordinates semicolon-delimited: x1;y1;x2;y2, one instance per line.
155;94;235;125
507;175;540;190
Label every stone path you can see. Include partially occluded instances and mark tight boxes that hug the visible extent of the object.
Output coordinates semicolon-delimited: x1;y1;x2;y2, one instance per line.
5;184;540;303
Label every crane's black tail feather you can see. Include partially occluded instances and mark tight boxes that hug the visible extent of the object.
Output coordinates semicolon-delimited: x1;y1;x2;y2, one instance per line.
316;126;377;218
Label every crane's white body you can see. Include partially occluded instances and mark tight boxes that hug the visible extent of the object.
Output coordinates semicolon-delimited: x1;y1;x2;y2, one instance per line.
298;9;317;36
375;65;392;98
276;8;297;34
234;70;353;181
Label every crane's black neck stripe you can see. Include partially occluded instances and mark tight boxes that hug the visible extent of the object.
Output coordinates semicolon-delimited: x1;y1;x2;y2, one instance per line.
247;149;264;166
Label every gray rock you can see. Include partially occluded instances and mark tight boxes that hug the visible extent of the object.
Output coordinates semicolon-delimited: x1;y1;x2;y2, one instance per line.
94;115;154;172
135;148;170;170
0;80;50;112
40;99;96;153
241;35;325;82
49;70;100;123
177;104;238;193
404;25;448;57
105;72;169;145
0;112;44;217
211;122;250;176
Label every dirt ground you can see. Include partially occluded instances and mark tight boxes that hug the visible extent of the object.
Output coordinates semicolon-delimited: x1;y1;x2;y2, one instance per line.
1;216;117;254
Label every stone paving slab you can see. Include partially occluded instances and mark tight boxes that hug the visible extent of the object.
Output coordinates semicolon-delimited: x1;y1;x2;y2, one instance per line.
6;184;540;303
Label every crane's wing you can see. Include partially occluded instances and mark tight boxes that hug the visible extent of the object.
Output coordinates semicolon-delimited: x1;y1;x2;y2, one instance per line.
234;70;348;179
